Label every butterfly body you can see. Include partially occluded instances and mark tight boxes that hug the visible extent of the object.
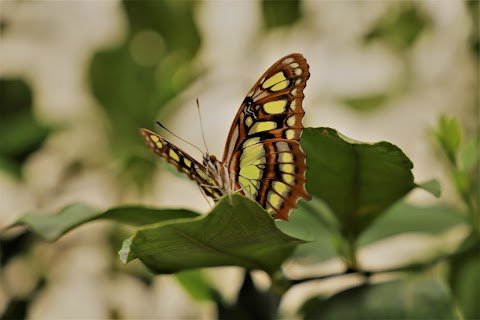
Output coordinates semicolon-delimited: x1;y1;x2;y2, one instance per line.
140;53;311;220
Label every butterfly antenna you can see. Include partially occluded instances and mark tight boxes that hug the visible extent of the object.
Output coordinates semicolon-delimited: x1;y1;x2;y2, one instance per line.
196;98;210;155
156;121;205;154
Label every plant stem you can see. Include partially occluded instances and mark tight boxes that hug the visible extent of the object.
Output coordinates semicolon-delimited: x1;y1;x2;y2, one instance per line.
346;231;359;270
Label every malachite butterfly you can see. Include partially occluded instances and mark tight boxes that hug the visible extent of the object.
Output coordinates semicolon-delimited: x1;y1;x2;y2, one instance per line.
140;53;311;220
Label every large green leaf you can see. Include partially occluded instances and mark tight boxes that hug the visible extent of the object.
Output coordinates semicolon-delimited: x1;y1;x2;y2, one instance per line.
301;127;416;239
120;194;306;274
13;204;199;241
301;274;456;319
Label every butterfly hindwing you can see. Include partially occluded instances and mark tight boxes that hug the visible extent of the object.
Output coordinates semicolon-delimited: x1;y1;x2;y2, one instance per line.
139;129;223;200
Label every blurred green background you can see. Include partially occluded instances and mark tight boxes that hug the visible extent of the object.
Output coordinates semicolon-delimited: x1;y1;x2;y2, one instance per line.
0;0;478;318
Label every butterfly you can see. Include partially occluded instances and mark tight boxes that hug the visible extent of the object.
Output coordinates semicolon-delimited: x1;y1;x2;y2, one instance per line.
140;53;311;220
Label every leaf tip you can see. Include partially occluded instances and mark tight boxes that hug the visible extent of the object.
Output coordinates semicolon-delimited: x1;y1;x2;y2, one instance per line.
118;236;133;265
416;179;441;198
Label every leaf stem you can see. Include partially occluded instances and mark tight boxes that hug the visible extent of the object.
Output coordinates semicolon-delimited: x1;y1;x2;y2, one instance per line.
288;247;468;286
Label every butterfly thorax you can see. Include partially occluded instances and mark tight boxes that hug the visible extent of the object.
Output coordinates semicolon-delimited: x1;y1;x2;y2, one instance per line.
202;154;237;200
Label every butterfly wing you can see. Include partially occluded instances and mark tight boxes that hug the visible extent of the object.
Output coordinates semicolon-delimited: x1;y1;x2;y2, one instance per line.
139;128;223;200
222;53;311;220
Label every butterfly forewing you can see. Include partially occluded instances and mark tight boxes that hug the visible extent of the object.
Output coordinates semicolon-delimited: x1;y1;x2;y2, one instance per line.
223;53;311;220
223;53;310;164
139;129;223;200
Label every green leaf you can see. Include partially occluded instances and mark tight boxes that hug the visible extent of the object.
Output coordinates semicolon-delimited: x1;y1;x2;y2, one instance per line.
175;270;216;302
416;179;441;197
262;0;301;29
459;137;479;173
301;275;456;319
363;3;430;51
276;198;340;263
449;241;480;319
89;1;201;189
0;78;51;175
342;93;388;112
435;115;463;164
15;204;98;241
358;202;467;247
119;236;135;263
13;204;199;241
122;194;306;274
102;206;199;227
301;127;415;239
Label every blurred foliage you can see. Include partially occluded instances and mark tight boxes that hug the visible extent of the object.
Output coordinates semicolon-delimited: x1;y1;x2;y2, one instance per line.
466;0;479;57
0;230;33;267
301;274;456;319
1;278;45;320
433;115;480;320
449;240;480;319
89;0;201;190
0;79;51;178
344;2;430;113
175;270;216;302
217;272;278;320
435;115;463;166
364;2;431;52
434;116;479;225
262;0;301;29
358;202;466;247
342;93;389;113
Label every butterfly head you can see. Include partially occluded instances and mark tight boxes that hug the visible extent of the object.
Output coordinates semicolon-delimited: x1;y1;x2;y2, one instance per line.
203;154;220;173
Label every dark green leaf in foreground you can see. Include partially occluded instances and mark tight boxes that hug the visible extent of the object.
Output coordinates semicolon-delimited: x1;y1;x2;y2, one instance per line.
121;194;306;274
301;127;416;239
301;275;456;319
13;204;199;241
